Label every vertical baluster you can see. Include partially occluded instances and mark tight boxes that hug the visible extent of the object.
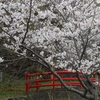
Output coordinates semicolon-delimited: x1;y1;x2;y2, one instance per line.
36;75;40;90
26;73;30;92
60;73;64;88
52;74;55;90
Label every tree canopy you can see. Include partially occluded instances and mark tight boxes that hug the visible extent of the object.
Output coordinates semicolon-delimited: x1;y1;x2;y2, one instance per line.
0;0;100;99
0;0;100;73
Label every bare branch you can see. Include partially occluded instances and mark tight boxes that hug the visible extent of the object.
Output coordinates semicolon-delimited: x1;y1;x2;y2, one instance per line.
22;0;32;44
80;28;90;60
49;0;68;22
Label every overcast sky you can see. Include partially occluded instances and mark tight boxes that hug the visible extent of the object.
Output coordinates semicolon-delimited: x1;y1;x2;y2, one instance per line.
97;0;100;3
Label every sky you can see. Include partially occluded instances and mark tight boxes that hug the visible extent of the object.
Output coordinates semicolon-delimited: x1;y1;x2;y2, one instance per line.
97;0;100;3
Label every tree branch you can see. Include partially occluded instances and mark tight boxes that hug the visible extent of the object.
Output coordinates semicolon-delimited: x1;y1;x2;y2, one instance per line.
21;45;94;99
22;0;32;44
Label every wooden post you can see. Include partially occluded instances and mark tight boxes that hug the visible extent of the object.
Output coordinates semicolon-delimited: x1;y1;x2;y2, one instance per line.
51;66;55;88
60;74;64;88
26;73;30;92
36;75;40;91
52;74;55;90
0;71;2;82
95;73;98;100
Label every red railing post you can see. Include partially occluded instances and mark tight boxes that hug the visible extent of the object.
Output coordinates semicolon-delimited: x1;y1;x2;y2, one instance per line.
60;73;64;88
26;73;30;92
52;74;55;90
36;75;40;91
80;84;83;90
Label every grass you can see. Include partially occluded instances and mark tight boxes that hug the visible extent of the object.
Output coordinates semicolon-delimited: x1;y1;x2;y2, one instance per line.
0;91;26;99
51;99;79;100
0;73;27;99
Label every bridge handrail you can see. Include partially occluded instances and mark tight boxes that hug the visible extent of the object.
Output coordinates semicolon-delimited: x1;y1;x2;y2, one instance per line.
26;71;100;92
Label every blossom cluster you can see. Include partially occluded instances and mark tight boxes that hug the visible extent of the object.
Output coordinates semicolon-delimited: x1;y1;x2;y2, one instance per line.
0;0;100;74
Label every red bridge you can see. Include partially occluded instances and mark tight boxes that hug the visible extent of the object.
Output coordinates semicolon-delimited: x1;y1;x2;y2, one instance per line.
26;71;100;92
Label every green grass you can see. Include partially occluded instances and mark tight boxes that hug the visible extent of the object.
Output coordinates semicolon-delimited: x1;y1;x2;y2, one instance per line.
0;91;26;99
0;73;27;99
0;83;26;99
52;99;79;100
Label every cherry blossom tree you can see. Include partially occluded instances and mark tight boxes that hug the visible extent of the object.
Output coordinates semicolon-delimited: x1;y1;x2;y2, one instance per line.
0;0;100;99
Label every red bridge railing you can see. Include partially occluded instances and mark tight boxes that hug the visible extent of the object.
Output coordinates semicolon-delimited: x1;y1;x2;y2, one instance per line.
26;71;100;92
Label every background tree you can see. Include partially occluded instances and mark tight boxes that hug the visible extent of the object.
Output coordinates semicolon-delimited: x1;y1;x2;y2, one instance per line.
0;0;100;99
